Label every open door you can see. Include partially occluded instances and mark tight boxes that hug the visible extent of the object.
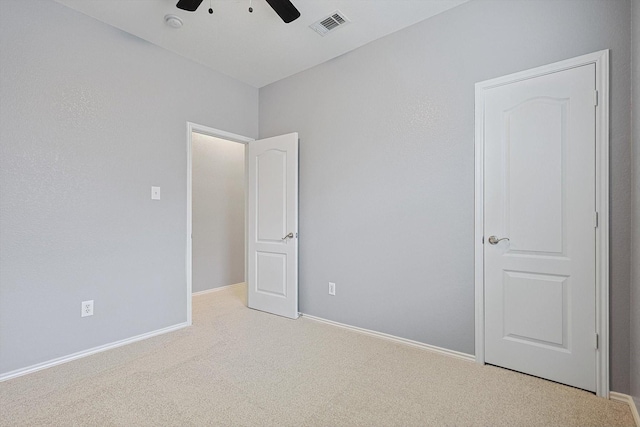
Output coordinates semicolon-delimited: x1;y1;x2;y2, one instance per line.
247;133;299;319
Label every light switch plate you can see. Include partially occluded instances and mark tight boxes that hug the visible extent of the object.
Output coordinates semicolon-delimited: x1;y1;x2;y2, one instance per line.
329;282;336;296
151;186;161;200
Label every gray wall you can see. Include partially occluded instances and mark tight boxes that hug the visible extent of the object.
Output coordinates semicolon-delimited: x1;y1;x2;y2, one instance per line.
631;0;640;408
0;0;257;375
192;134;245;293
259;0;632;392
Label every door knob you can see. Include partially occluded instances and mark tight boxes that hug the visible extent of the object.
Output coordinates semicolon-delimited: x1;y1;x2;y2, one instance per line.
281;232;294;241
488;235;509;245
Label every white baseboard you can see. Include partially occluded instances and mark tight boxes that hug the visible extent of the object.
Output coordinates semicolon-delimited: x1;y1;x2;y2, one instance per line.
301;313;475;362
192;282;245;297
610;392;640;426
0;322;189;383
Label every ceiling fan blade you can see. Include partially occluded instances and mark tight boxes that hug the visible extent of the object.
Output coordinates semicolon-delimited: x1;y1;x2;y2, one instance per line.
265;0;300;23
176;0;203;12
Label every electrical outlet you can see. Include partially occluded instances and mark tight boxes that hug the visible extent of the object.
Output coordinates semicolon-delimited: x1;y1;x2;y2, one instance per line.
81;300;94;317
328;282;336;296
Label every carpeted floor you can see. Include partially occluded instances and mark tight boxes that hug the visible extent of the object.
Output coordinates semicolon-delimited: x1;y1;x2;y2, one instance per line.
0;284;635;426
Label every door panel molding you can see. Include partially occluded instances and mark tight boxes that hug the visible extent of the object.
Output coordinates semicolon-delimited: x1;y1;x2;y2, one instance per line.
474;50;609;397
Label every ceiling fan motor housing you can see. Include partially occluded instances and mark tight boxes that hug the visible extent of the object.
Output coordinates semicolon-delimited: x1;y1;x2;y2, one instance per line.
176;0;299;23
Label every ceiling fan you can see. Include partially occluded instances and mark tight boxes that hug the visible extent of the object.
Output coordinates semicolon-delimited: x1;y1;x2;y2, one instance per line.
176;0;300;23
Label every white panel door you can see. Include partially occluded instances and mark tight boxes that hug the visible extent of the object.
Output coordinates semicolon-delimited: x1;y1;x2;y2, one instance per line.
247;133;298;319
483;64;596;391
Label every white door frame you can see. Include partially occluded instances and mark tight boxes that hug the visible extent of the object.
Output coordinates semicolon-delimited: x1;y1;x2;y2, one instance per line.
186;122;254;325
474;50;610;397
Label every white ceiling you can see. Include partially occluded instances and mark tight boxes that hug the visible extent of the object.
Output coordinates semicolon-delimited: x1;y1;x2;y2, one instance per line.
54;0;468;88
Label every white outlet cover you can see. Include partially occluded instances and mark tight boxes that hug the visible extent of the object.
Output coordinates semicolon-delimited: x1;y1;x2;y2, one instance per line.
81;300;94;317
151;186;161;200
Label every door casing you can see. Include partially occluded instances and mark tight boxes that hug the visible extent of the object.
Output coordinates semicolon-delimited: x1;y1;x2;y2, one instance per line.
474;50;610;397
186;122;254;326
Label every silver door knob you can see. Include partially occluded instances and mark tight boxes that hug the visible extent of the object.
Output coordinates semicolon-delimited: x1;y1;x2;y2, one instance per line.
488;235;509;245
281;232;294;241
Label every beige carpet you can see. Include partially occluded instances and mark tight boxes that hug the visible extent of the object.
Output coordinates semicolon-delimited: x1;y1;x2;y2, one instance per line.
0;284;635;426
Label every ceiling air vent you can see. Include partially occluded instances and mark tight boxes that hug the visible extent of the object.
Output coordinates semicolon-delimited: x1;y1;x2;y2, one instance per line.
309;11;350;36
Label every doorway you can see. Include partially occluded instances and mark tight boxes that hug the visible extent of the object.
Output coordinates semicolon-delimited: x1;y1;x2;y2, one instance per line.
192;132;245;294
186;122;253;325
474;50;610;396
186;124;300;325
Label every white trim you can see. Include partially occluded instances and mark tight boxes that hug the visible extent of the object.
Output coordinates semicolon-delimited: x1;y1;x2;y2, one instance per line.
593;50;610;399
474;77;486;366
301;313;474;363
192;282;245;296
474;50;610;397
0;322;188;383
186;123;254;326
609;392;640;427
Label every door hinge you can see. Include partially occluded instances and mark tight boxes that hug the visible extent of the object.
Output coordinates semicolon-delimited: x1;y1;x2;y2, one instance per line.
594;90;598;107
594;212;599;228
594;333;599;349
